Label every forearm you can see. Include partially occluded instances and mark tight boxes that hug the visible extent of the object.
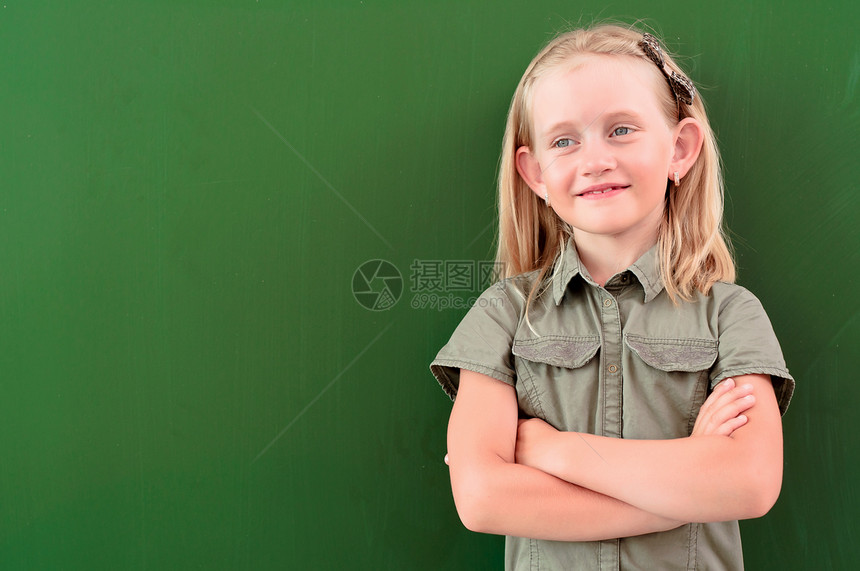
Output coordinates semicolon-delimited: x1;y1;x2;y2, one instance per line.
518;374;784;522
535;429;781;522
447;369;687;540
550;433;770;520
449;454;684;541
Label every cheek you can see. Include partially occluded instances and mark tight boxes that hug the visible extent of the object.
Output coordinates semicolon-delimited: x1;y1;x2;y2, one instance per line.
540;153;579;181
631;146;673;183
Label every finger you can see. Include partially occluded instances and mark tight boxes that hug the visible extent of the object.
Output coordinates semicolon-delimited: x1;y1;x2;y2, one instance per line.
704;380;754;413
699;377;735;415
692;381;756;437
704;394;756;429
710;377;735;401
716;377;735;392
713;413;748;437
711;414;748;437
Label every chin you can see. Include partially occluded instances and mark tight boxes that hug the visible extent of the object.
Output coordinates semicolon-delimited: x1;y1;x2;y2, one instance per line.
568;222;634;236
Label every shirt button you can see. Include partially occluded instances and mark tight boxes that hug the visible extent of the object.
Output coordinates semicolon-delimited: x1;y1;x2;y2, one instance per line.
608;364;618;373
603;298;613;307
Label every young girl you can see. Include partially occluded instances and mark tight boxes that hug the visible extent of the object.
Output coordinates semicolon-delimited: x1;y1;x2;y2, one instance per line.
430;24;794;569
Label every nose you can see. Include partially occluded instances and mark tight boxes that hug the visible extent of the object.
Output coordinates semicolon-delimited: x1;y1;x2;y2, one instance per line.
581;139;616;177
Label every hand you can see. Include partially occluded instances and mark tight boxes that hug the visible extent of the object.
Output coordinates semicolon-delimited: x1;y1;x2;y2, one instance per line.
691;377;756;437
515;417;561;472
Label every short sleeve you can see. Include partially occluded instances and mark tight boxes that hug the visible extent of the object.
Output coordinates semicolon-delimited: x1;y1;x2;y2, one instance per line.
711;286;795;415
429;281;523;400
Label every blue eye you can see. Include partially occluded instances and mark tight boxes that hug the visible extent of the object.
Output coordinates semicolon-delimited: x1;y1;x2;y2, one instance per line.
613;126;633;136
554;138;573;148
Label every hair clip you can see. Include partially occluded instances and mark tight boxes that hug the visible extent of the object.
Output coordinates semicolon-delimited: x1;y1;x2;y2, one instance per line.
639;33;696;106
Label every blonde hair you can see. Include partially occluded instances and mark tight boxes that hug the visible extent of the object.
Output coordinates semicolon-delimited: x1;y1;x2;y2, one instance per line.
495;23;735;303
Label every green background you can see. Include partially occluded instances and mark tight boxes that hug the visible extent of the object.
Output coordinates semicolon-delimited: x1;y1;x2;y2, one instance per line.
1;1;857;569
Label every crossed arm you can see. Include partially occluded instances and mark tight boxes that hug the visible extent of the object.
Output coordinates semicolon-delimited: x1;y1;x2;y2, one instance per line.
446;370;783;541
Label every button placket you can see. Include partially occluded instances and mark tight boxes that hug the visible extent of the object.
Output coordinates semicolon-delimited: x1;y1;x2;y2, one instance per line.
599;289;623;438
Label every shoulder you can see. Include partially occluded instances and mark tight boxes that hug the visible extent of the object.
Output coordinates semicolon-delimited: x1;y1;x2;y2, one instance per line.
708;281;760;300
704;282;785;365
706;281;771;320
477;269;545;313
626;282;774;340
430;270;546;399
705;283;794;413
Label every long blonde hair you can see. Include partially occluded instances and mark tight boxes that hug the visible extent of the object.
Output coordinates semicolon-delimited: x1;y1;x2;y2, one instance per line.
495;23;734;303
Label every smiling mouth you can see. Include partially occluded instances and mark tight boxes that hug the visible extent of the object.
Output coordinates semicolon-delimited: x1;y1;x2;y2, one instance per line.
576;184;629;197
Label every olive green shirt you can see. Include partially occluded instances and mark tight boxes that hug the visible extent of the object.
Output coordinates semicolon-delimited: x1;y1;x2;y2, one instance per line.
431;241;794;571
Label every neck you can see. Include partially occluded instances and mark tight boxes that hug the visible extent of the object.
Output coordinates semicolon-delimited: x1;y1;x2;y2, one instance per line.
574;230;658;286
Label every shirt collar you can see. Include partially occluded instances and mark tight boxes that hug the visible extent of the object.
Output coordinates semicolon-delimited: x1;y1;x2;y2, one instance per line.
551;238;665;305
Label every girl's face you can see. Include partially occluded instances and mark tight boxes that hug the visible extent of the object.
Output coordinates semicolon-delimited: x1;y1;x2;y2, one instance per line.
518;55;685;248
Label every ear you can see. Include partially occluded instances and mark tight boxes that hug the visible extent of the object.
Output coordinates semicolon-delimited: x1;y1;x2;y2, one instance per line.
515;145;546;199
670;117;705;180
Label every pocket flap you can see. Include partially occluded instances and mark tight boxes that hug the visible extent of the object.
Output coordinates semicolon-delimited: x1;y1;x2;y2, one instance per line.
513;335;600;369
625;334;718;372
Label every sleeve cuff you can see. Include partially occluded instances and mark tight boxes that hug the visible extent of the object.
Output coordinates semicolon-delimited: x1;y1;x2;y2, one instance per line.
430;359;515;400
711;366;795;415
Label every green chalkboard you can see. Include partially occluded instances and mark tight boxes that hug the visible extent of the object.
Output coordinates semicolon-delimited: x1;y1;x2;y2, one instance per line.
0;1;857;569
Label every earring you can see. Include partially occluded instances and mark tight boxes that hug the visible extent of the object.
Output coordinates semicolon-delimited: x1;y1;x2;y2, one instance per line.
544;190;550;206
674;171;681;186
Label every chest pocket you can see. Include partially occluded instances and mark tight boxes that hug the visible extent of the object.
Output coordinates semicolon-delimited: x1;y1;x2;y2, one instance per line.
511;335;600;432
513;335;600;368
624;334;718;372
623;334;719;438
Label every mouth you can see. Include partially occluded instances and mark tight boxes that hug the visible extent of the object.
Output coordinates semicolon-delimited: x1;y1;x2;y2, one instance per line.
575;183;630;197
